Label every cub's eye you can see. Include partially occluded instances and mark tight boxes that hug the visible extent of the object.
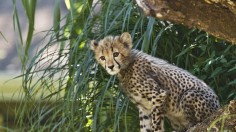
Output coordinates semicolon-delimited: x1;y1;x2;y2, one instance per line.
113;52;119;57
100;56;105;61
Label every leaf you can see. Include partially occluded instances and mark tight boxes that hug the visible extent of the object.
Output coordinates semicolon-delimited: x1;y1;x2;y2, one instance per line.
223;45;232;54
176;46;190;57
21;0;37;68
228;79;236;85
0;32;8;43
210;67;223;78
142;17;155;53
53;0;61;41
12;0;24;45
228;65;236;72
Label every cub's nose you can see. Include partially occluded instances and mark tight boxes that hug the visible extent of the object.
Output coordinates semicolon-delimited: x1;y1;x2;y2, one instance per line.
108;65;114;70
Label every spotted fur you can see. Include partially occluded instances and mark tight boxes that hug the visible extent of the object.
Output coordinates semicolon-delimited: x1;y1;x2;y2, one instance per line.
90;32;220;132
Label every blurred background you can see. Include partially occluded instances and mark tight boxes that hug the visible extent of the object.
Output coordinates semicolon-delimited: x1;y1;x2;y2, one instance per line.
0;0;68;129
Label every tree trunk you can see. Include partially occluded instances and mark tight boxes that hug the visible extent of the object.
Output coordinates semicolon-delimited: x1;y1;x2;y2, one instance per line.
135;0;236;44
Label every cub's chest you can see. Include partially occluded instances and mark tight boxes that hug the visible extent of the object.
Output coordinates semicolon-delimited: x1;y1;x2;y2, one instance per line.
119;80;153;110
118;70;157;110
118;68;152;94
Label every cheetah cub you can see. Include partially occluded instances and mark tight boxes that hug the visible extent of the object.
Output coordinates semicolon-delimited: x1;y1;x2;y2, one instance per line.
90;32;220;132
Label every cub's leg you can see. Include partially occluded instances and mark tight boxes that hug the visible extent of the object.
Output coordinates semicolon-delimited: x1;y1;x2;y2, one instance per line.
150;89;167;132
139;108;151;132
180;89;220;127
138;88;167;132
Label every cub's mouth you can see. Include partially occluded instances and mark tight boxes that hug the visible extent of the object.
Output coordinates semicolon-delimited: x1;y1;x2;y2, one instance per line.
105;64;121;75
106;70;120;75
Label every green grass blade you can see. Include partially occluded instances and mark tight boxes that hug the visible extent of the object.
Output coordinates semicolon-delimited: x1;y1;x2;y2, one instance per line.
0;32;8;43
21;0;37;63
53;0;61;41
12;0;24;45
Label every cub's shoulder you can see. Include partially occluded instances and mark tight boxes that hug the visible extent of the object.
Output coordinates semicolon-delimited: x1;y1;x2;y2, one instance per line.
131;49;169;67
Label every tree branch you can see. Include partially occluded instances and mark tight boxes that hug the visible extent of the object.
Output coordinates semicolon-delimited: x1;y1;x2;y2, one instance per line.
187;100;236;131
135;0;236;44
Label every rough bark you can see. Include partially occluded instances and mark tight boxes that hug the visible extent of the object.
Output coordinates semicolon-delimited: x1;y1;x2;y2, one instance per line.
135;0;236;44
187;100;236;131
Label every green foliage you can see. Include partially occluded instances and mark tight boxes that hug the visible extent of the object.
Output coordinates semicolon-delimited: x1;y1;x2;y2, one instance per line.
13;0;236;131
13;0;37;70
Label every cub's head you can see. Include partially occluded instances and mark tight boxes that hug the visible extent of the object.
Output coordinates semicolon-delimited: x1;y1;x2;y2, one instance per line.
90;32;132;75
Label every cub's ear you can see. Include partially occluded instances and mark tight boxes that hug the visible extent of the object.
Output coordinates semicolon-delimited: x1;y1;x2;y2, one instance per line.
120;32;132;49
90;40;98;51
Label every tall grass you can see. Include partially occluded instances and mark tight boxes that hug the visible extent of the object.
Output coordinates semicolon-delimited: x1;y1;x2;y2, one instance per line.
12;0;236;131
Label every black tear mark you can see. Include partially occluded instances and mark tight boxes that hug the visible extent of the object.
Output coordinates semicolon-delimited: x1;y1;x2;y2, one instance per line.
113;57;121;69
